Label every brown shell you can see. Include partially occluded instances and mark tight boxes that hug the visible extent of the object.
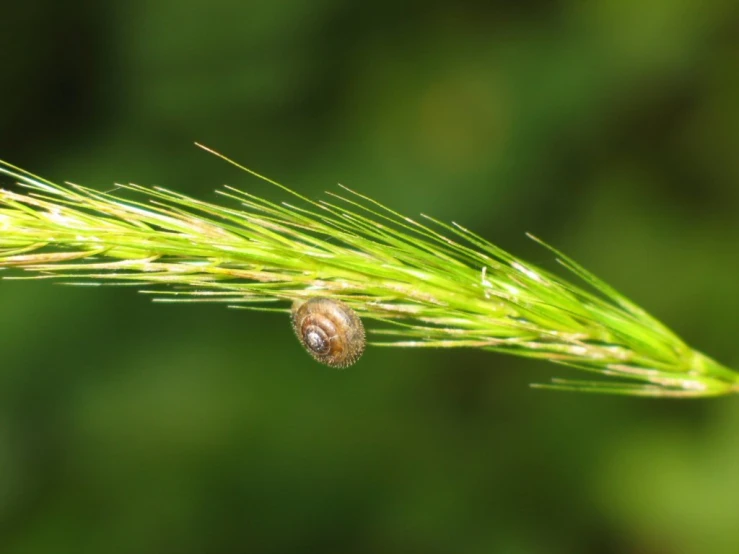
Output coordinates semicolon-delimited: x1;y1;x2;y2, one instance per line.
291;297;366;368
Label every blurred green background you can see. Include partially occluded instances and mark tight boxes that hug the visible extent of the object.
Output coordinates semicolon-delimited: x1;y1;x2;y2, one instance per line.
2;1;739;553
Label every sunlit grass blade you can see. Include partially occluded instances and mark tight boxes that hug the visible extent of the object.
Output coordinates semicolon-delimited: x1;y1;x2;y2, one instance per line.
0;147;736;399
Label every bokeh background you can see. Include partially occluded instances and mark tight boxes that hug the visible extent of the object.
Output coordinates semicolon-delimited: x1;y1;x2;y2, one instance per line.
2;1;739;553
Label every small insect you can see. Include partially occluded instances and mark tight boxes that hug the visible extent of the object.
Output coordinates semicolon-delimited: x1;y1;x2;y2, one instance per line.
291;297;366;368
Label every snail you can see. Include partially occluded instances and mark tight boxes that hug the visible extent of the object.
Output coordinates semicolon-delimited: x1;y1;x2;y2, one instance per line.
291;297;366;368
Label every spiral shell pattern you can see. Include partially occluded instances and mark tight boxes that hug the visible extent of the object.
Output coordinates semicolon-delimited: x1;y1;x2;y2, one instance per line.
291;297;366;368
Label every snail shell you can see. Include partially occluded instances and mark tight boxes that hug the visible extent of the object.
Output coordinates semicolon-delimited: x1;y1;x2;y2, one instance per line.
291;297;365;368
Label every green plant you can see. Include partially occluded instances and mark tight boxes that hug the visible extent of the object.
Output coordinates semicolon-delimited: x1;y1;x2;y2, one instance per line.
0;145;736;398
